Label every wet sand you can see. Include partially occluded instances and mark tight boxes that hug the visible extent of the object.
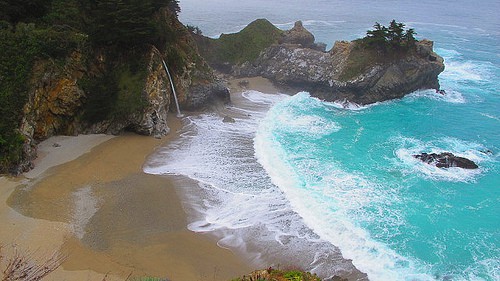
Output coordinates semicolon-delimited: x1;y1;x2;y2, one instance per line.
1;113;250;280
1;76;364;281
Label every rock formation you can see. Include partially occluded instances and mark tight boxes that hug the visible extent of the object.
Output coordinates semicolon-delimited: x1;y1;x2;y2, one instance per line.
413;152;479;169
196;19;445;105
8;10;229;174
279;21;315;48
234;34;444;104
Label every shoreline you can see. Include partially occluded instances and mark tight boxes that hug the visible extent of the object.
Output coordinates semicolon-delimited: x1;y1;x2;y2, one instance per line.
1;113;251;280
1;76;365;281
145;77;366;280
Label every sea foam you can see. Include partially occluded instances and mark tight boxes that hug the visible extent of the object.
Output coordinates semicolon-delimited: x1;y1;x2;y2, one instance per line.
144;90;360;278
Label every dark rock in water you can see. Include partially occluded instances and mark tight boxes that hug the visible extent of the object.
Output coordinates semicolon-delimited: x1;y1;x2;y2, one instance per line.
480;149;493;155
222;115;236;123
413;152;478;169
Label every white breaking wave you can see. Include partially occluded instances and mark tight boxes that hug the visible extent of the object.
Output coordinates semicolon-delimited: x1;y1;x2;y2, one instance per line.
273;19;345;29
254;97;435;281
330;99;370;110
407;89;466;104
144;91;360;278
480;113;500;122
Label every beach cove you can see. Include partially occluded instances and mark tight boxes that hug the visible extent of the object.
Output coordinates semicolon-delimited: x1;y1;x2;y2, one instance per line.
0;108;253;280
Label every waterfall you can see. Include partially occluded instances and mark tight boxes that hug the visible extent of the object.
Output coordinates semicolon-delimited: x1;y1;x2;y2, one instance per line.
160;59;183;117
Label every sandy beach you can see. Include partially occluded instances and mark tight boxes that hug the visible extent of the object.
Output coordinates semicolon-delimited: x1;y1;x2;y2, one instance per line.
1;108;252;280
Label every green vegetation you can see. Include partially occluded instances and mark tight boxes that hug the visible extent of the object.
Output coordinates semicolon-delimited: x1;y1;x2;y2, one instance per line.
81;58;148;123
339;20;418;81
232;268;321;281
0;0;182;173
361;20;417;52
196;19;284;67
186;24;203;35
0;21;87;172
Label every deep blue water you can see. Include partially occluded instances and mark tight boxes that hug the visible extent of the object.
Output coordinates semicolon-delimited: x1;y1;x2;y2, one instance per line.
147;1;499;280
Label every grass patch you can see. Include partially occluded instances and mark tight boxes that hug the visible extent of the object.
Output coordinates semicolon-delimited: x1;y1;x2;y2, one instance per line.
339;40;416;81
338;41;380;81
232;267;321;281
196;19;284;66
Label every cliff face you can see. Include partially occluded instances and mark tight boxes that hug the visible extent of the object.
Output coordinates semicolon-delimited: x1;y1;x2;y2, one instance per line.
235;38;444;104
10;10;228;174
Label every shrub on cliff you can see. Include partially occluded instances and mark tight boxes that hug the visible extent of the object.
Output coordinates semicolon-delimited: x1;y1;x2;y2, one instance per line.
0;22;86;173
362;20;417;52
81;58;148;124
79;0;180;49
231;267;322;281
339;20;418;81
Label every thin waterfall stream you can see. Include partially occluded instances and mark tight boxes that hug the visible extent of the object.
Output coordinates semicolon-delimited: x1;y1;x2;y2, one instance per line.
160;59;183;117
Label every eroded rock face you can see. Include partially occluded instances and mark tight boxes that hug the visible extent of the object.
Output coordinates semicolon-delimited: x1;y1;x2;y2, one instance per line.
130;49;171;137
279;21;315;48
21;51;86;141
184;81;229;110
235;39;444;104
413;152;479;169
14;13;229;173
16;51;87;173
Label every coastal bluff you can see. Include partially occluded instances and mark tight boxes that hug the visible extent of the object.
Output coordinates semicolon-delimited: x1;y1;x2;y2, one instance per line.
1;6;228;174
194;19;445;105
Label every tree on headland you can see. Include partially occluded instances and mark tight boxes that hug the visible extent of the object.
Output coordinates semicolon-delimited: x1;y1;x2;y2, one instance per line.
365;22;388;47
362;20;417;52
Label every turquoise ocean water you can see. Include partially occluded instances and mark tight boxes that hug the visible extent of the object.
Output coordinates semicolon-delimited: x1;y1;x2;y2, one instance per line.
146;1;499;280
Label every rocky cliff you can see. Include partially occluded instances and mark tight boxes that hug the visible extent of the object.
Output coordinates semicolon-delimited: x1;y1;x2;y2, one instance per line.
198;20;445;105
235;37;444;104
5;9;228;174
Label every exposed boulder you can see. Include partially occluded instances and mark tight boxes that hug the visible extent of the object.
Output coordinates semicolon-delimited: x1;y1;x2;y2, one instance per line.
129;48;172;138
413;152;479;169
183;80;230;110
222;115;236;123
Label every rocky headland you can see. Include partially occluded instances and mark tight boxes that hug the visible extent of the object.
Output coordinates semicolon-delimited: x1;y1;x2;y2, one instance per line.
194;19;445;105
1;4;229;174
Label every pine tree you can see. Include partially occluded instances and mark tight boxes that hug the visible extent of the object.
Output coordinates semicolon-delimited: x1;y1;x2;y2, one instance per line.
365;22;388;49
362;20;418;51
387;20;405;49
